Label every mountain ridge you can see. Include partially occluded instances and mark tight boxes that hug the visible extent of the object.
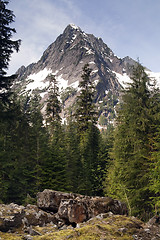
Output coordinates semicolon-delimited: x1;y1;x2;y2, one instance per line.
13;24;160;125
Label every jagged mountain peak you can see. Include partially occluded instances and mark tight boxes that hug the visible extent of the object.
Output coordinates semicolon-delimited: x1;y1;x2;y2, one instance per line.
66;23;82;31
14;24;158;125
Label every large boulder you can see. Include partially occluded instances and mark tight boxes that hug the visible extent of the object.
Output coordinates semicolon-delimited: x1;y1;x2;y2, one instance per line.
58;199;88;224
37;189;128;224
37;189;77;212
24;204;57;227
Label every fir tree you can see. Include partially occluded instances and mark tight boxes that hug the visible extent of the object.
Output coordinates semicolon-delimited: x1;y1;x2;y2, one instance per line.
75;64;97;133
43;74;67;191
149;90;160;211
0;0;21;100
63;116;80;193
46;74;61;136
0;95;31;203
75;64;102;196
106;63;160;217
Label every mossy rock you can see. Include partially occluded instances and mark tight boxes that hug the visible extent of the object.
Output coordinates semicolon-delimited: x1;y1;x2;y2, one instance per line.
1;214;158;240
0;232;22;239
32;214;143;240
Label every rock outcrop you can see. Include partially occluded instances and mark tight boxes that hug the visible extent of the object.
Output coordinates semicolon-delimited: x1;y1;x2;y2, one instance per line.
0;203;25;232
37;189;128;225
0;190;160;239
0;189;128;233
0;203;56;232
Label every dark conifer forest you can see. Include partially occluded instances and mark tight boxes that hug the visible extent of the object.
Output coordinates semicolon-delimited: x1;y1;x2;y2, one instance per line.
1;0;160;220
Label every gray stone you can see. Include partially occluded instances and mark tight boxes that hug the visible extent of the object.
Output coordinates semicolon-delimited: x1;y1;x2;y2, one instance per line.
24;204;57;227
0;203;25;232
37;189;76;212
37;189;128;225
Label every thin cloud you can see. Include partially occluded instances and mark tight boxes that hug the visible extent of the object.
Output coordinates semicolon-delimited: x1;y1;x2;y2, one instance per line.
7;0;160;74
8;0;80;74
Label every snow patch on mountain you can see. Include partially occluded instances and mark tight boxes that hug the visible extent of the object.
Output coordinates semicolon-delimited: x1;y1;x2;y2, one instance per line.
86;49;94;55
69;23;80;30
114;70;160;89
25;68;70;93
94;80;99;85
70;80;79;89
145;71;160;87
113;71;132;88
92;69;98;73
26;68;52;91
72;34;77;40
56;74;68;91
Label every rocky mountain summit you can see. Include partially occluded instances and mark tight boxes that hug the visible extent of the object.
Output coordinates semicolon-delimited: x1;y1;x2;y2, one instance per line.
16;24;134;90
0;189;160;240
13;24;160;125
13;24;140;125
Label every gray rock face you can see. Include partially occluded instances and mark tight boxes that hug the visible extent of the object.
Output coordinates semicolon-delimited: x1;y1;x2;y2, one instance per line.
0;203;56;232
37;189;78;212
0;203;25;232
23;204;57;227
16;24;126;87
37;189;128;224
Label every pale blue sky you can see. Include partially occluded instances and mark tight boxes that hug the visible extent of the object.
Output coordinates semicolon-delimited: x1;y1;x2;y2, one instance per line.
8;0;160;74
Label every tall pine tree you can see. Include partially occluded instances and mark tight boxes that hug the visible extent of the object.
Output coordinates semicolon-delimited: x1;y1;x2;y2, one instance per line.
75;64;97;132
42;74;67;191
0;0;21;101
75;64;103;196
106;63;160;217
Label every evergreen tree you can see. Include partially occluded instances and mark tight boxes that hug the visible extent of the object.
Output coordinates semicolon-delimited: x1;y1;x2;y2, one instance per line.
75;64;97;133
75;64;103;196
106;63;160;217
22;93;49;196
46;74;61;136
149;126;160;211
0;95;31;203
0;0;21;100
149;90;160;211
0;93;48;203
42;75;67;191
64;116;80;193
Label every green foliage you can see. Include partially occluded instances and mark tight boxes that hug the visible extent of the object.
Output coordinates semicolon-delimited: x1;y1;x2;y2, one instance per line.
42;75;67;192
46;74;61;127
75;64;98;132
64;116;80;193
61;86;77;105
0;92;49;203
105;63;160;217
149;125;160;210
0;0;21;75
73;64;108;196
0;0;21;101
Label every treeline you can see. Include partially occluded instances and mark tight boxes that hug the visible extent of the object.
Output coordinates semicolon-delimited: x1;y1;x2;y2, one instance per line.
0;64;111;204
106;64;160;219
